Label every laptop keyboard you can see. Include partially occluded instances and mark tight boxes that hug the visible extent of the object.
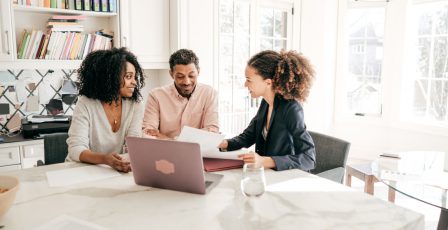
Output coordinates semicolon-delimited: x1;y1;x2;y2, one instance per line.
205;181;213;188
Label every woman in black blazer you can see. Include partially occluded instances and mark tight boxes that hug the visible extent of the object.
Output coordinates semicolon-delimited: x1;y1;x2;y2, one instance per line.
219;50;316;171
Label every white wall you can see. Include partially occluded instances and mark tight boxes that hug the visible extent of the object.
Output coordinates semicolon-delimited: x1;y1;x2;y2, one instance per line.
333;119;448;161
298;0;338;134
141;69;171;104
176;0;215;86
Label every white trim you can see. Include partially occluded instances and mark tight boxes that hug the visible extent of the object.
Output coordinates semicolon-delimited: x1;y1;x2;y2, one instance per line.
213;0;219;89
292;0;301;51
348;0;389;8
413;0;448;4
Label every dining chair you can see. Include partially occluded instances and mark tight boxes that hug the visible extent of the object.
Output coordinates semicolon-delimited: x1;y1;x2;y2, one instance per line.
37;132;69;166
309;131;351;184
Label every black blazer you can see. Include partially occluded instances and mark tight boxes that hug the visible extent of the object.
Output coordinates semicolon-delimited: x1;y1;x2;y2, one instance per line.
226;96;316;171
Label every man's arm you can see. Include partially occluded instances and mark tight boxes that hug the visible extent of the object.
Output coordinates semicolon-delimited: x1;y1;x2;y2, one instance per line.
201;88;219;133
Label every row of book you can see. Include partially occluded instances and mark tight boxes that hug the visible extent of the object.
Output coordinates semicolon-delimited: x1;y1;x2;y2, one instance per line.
17;30;113;60
14;0;117;13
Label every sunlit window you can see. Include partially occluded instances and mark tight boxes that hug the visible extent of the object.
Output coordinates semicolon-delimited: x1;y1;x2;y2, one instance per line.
345;7;385;115
217;0;292;134
405;1;448;123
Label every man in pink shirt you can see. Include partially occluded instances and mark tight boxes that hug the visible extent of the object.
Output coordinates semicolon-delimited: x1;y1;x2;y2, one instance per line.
142;49;219;139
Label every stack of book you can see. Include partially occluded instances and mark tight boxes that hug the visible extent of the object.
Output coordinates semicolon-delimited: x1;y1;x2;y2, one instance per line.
47;15;85;32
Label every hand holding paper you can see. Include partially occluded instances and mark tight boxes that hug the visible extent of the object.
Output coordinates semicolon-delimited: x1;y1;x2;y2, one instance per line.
178;126;224;152
177;126;247;160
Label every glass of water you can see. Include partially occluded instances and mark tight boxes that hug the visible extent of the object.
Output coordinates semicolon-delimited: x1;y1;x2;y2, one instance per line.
241;163;266;197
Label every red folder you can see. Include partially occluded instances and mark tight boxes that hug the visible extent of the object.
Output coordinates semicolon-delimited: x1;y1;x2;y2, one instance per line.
203;158;244;172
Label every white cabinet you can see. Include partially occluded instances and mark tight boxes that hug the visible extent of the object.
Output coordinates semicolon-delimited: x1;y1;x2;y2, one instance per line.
0;0;14;61
0;139;43;171
0;146;21;167
21;142;45;168
120;0;171;69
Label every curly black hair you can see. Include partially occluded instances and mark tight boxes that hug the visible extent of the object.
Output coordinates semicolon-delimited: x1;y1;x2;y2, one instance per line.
77;47;145;103
169;49;200;70
247;50;315;102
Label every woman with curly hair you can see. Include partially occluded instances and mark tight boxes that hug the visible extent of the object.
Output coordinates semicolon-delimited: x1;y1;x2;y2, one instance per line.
66;47;145;172
218;50;316;171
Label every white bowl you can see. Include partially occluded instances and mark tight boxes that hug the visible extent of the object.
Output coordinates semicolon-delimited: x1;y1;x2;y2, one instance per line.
0;176;19;218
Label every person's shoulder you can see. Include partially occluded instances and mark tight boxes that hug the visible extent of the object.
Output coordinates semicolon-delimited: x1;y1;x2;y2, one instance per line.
76;96;97;107
197;83;217;94
278;98;303;114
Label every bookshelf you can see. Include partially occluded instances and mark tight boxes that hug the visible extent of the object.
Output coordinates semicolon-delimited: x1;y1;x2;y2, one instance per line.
1;0;176;70
0;0;120;69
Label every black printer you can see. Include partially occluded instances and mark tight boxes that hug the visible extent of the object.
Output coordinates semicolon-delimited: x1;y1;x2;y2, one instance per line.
21;115;71;138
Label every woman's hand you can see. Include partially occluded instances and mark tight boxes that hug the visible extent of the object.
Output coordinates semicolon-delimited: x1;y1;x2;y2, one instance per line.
238;151;276;169
218;140;228;150
238;151;263;164
144;129;170;140
103;153;131;173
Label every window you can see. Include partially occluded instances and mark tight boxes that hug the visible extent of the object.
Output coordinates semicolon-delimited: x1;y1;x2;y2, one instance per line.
337;0;448;128
344;5;385;115
217;0;293;134
259;6;290;51
405;1;448;123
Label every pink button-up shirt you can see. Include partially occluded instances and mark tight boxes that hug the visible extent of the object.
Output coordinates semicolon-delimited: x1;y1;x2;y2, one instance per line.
142;83;219;138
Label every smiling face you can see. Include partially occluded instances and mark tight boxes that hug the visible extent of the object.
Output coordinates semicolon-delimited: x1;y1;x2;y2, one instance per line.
119;62;137;98
170;63;200;98
244;65;273;98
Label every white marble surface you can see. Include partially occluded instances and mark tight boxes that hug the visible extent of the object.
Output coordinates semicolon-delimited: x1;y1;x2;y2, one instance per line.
0;162;424;229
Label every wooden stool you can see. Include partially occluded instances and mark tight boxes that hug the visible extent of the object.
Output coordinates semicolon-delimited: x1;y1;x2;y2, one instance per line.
345;164;395;203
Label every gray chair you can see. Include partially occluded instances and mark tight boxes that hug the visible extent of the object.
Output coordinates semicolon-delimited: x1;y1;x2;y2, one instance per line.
37;132;69;166
309;131;350;184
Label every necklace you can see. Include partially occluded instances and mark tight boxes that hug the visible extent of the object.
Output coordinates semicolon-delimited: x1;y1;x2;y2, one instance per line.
103;100;122;131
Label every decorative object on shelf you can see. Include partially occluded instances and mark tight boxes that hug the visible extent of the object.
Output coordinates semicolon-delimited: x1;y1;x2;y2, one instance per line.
0;69;77;133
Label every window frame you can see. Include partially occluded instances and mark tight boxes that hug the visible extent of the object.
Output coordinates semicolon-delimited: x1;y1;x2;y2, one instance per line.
335;0;448;136
213;0;296;135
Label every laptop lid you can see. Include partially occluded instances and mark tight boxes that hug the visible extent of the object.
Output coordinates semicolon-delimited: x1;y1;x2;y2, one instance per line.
126;137;222;194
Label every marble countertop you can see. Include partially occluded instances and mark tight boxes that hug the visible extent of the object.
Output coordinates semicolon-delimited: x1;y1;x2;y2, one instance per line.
0;162;424;229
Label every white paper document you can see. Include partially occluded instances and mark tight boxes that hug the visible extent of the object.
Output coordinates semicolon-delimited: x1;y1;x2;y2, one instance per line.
177;126;245;160
46;165;121;187
39;80;53;104
15;80;28;103
177;126;225;154
35;215;108;230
